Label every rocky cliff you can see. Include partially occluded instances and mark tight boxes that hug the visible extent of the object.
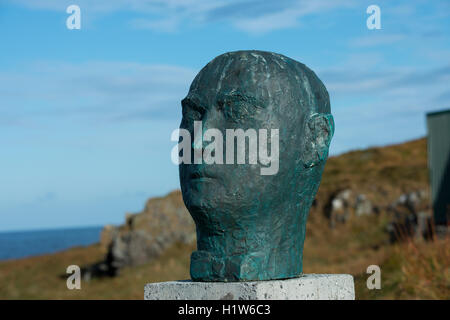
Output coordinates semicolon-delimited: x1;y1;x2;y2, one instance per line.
95;190;195;276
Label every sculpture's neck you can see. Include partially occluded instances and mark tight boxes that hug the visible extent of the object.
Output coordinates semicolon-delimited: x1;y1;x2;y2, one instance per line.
191;201;310;281
189;168;323;282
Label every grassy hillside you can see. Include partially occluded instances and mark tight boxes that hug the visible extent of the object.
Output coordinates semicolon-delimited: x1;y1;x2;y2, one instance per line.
318;137;429;208
0;137;448;300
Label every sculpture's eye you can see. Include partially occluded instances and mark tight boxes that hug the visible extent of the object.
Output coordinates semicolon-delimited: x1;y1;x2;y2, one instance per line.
221;99;255;123
223;102;248;122
182;98;206;121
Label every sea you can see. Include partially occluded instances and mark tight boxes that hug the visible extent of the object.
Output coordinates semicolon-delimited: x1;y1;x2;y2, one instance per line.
0;226;103;261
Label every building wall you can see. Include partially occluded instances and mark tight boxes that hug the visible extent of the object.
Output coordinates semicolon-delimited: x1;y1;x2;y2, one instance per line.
426;109;450;225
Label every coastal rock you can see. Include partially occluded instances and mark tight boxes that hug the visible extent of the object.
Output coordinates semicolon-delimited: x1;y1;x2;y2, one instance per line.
95;190;195;276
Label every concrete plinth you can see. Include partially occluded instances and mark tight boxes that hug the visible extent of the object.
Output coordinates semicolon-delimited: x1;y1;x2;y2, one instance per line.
144;274;355;300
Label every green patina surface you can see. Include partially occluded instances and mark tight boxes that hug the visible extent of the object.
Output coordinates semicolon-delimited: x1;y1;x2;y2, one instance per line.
179;50;334;281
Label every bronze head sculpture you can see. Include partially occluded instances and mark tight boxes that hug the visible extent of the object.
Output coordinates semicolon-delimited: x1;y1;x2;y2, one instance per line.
177;50;334;281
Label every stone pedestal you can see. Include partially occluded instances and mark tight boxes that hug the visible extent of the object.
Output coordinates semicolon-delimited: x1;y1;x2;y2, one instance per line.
144;274;355;300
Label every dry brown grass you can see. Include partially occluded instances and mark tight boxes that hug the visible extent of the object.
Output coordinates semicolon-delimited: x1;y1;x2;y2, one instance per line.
394;236;450;299
303;210;390;275
318;138;429;209
354;236;450;300
0;213;446;299
0;242;194;299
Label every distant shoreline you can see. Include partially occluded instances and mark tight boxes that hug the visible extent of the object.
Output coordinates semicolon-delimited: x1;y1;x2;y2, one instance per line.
0;224;104;234
0;226;103;261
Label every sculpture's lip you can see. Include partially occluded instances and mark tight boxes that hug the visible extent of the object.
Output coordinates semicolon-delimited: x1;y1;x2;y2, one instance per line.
189;170;216;181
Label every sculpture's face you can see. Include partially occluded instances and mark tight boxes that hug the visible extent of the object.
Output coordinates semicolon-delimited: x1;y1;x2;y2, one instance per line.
179;54;308;229
178;51;333;281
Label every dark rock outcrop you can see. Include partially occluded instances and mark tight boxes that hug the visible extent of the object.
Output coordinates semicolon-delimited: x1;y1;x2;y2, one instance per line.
386;189;433;242
325;188;353;228
85;190;195;278
325;189;376;227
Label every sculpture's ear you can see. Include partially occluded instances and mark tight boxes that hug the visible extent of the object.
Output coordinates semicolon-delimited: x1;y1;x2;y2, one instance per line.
301;113;335;168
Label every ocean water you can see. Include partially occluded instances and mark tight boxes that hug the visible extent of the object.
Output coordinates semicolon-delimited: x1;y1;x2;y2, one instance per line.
0;226;103;261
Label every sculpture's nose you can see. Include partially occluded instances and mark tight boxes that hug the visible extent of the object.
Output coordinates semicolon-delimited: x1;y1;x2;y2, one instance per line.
192;123;203;151
191;107;222;151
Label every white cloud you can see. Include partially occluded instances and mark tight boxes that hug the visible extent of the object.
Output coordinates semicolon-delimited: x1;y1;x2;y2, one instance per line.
232;7;302;33
130;17;180;33
319;63;450;154
350;34;406;47
231;0;354;33
0;61;196;125
9;0;355;33
2;57;449;156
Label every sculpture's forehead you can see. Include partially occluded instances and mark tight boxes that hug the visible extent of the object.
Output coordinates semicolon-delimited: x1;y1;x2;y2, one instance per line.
189;52;298;106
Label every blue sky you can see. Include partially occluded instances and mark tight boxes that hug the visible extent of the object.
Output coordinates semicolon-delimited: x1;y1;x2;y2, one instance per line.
0;0;449;231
